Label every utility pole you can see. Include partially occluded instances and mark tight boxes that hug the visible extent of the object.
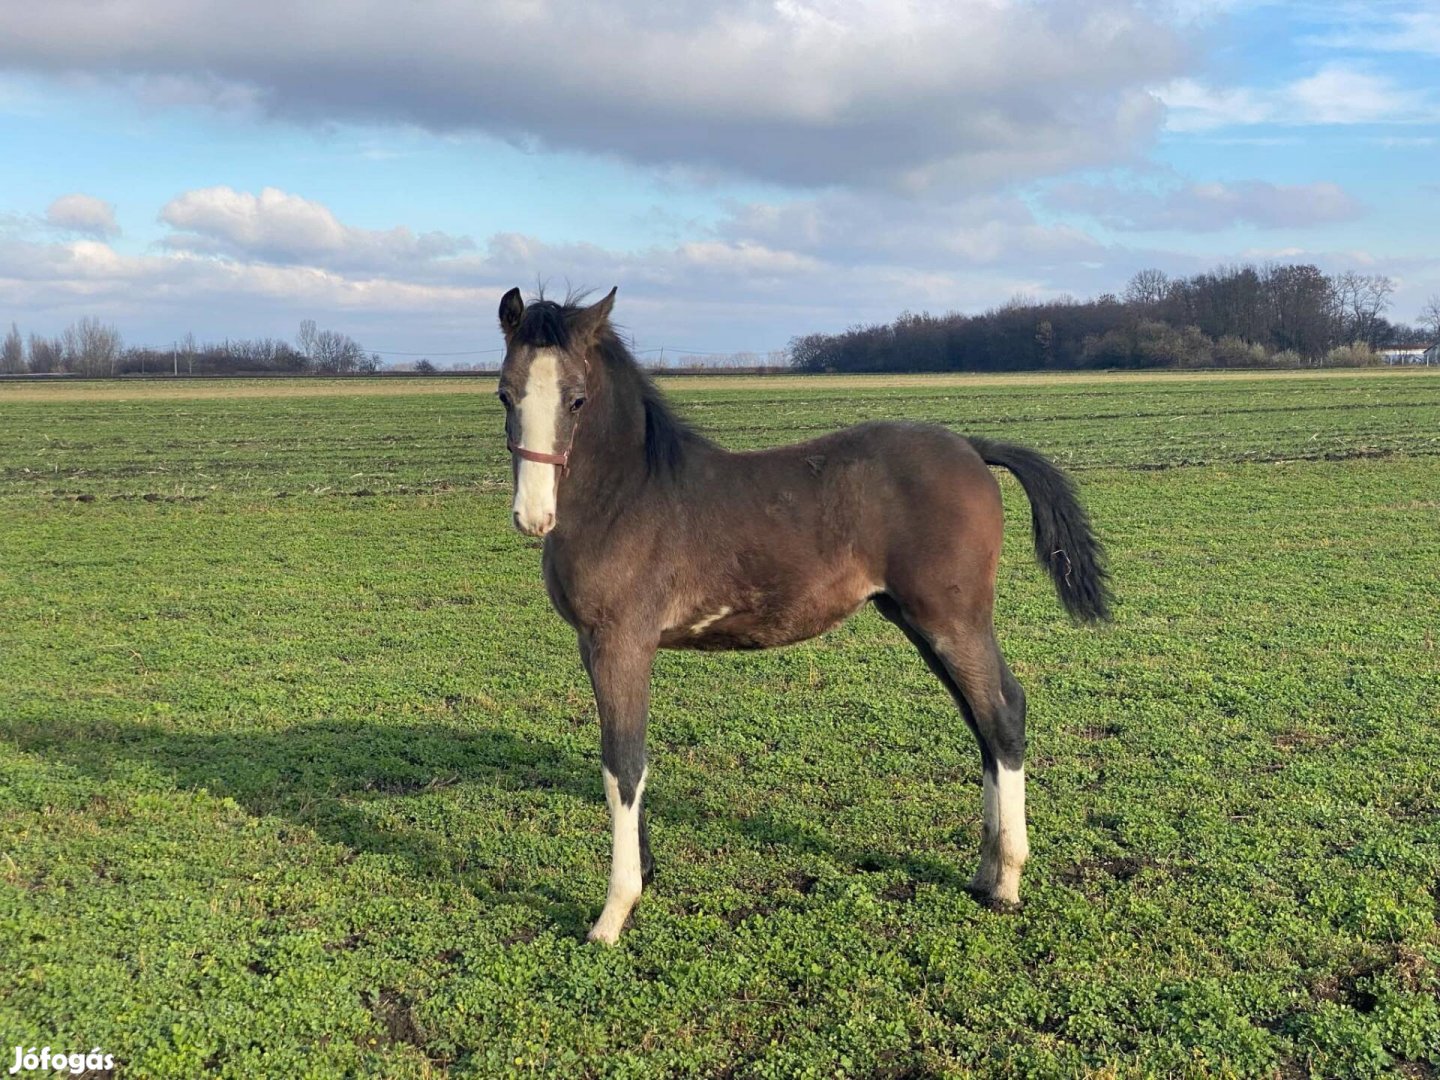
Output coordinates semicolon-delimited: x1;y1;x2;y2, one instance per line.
173;344;178;376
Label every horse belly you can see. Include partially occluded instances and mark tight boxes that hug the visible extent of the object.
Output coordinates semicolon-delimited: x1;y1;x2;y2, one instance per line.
666;610;808;651
661;570;878;652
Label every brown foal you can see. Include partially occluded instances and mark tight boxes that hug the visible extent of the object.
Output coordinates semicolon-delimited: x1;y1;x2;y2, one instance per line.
495;288;1111;944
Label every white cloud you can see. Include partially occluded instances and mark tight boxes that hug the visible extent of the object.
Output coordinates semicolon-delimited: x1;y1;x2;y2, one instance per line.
158;186;472;271
1284;64;1430;125
1157;79;1272;132
1046;178;1363;231
3;185;1131;351
716;191;1104;269
1159;64;1439;131
0;0;1186;190
1369;135;1436;149
45;193;118;237
1308;8;1440;58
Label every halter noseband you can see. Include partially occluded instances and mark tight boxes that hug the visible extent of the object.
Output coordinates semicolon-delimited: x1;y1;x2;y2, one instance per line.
507;436;574;471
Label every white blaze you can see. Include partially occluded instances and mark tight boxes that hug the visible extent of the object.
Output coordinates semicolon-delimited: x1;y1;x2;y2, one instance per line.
589;766;647;945
512;349;562;534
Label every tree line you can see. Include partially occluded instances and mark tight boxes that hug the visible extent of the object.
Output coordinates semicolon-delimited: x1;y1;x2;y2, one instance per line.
790;264;1440;373
0;318;382;376
8;265;1438;379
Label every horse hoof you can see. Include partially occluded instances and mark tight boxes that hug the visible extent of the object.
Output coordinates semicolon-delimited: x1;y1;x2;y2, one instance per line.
963;882;1023;913
963;877;994;900
975;891;1023;914
586;926;621;946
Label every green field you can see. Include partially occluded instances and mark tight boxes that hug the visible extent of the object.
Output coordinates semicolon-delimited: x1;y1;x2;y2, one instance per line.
2;371;1438;1078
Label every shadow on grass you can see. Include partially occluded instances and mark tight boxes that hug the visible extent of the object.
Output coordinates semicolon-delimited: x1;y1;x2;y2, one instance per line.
9;711;973;934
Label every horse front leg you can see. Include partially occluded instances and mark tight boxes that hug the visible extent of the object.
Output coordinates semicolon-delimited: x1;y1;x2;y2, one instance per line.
579;630;656;945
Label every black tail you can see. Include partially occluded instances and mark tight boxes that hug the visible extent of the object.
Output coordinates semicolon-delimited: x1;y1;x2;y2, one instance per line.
969;437;1112;623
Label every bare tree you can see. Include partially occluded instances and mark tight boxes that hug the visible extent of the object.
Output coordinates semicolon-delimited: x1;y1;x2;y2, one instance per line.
312;329;368;373
61;317;123;376
297;319;318;367
1034;319;1055;366
788;332;832;372
1264;263;1334;359
1;322;24;374
297;321;377;372
27;333;63;373
1420;295;1440;342
180;331;197;375
1124;268;1170;307
1334;271;1395;345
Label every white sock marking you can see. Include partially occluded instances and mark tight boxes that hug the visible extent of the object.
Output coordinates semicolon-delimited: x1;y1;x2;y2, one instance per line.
987;762;1028;903
589;766;647;945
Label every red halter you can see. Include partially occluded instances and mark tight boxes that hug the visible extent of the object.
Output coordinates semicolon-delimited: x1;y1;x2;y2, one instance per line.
507;436;574;470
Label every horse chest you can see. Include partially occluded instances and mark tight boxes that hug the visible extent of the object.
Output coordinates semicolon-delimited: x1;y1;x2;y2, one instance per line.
541;539;659;631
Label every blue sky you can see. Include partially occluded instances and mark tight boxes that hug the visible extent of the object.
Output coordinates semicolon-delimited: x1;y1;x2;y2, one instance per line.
1;1;1436;361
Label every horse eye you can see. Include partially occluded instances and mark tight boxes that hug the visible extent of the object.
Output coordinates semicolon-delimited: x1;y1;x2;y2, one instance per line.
569;396;587;413
497;390;512;408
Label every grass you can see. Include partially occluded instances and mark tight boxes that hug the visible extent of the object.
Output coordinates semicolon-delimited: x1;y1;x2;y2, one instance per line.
1;370;1437;1078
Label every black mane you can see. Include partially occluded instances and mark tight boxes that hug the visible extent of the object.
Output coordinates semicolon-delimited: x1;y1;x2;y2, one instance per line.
596;328;704;478
521;292;704;478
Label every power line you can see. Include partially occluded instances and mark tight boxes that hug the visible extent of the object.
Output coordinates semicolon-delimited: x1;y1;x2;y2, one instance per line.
368;347;505;357
368;345;779;358
635;347;778;356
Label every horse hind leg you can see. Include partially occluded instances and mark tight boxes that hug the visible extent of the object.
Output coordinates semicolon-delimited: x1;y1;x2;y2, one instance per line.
873;594;1029;907
972;650;1028;905
939;634;1029;906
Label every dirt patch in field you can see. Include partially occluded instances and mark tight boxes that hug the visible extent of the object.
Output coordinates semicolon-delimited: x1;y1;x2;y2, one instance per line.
881;879;918;902
362;988;426;1048
1272;728;1335;751
1058;855;1159;885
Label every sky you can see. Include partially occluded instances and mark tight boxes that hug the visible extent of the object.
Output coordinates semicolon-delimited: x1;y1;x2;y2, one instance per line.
1;1;1437;362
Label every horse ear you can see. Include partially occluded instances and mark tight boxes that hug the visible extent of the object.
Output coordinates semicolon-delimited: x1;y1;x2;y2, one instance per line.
572;286;617;342
499;287;524;337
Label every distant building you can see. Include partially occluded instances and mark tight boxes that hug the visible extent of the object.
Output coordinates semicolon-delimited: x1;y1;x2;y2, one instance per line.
1380;345;1433;364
